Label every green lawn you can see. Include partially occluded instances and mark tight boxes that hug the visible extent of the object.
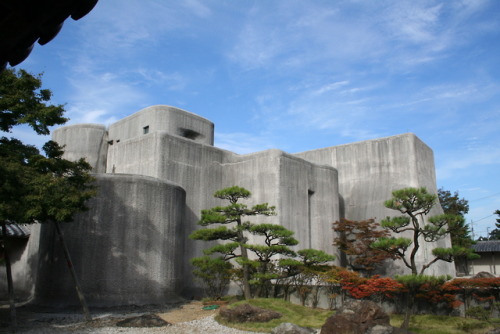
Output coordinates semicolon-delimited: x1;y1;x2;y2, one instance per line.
215;298;500;334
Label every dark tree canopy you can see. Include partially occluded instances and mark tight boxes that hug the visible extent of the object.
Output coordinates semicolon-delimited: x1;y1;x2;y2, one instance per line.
438;188;469;217
0;68;67;134
438;188;473;249
0;68;95;326
0;69;95;225
486;210;500;240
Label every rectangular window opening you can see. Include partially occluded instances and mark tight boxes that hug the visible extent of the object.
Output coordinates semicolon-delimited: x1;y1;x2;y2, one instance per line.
143;126;149;134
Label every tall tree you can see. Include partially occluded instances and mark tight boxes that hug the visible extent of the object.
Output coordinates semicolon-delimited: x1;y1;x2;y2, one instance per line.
0;68;95;326
487;210;500;240
372;187;477;275
333;218;393;276
438;188;475;274
371;187;478;331
189;186;277;299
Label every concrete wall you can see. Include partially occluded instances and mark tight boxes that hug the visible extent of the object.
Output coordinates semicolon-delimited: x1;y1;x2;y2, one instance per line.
221;149;340;257
14;106;454;307
108;105;214;146
469;253;500;276
294;133;454;276
0;225;41;302
52;124;108;173
105;131;228;296
35;174;186;307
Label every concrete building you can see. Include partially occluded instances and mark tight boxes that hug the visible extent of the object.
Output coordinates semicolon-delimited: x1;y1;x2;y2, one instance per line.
2;105;455;306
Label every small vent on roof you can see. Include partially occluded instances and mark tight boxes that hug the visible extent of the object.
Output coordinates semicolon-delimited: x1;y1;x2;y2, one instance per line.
179;128;201;140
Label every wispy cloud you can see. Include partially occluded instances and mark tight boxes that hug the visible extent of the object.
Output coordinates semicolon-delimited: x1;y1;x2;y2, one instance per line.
215;132;276;155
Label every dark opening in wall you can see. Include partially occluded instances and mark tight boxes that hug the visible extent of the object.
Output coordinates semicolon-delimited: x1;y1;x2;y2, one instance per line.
308;190;315;248
143;126;149;134
179;128;201;140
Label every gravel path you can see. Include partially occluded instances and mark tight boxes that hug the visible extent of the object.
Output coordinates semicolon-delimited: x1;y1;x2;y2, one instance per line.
12;315;268;334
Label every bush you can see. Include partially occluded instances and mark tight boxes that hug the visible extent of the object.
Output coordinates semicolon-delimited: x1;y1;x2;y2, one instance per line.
465;306;490;321
456;320;488;332
191;256;232;300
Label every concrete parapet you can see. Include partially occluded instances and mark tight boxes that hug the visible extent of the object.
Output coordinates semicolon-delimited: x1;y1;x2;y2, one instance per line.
108;105;214;146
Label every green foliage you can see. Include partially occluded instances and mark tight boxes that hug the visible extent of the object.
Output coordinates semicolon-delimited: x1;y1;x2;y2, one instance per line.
0;70;95;226
190;186;294;299
374;187;474;276
296;249;335;266
372;237;412;249
0;69;67;135
191;256;233;300
432;246;480;262
383;187;437;216
380;215;411;231
217;298;333;332
438;188;473;250
488;210;500;240
213;186;251;203
0;68;96;325
465;306;490;321
396;274;451;289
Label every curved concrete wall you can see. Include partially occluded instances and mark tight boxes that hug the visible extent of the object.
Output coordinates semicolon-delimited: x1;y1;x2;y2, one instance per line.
35;174;186;307
52;124;108;173
108;105;214;146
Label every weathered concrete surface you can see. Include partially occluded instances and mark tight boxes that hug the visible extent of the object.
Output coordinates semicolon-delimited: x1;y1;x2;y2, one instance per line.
294;133;454;276
222;149;339;256
52;124;107;173
108;105;214;146
0;224;40;302
5;105;454;306
35;174;186;307
106;130;227;296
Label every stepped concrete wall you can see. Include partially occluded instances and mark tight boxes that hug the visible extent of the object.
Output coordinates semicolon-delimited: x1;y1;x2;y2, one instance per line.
294;134;454;276
2;105;454;305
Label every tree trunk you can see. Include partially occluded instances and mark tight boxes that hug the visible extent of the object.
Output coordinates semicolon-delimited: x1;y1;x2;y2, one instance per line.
1;222;17;329
401;290;415;332
239;244;252;300
54;221;92;321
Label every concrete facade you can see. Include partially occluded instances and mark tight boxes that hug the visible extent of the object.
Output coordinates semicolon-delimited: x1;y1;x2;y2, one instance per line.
2;105;455;306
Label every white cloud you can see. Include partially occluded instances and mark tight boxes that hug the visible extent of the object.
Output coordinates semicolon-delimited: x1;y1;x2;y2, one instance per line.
182;0;212;18
65;71;146;125
437;146;500;180
215;132;276;155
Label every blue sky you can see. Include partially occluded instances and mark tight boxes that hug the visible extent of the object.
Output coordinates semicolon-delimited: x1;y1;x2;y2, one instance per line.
10;0;500;238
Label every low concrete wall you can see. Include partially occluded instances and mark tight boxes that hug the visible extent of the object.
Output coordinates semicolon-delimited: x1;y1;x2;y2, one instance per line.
0;225;41;302
35;174;186;307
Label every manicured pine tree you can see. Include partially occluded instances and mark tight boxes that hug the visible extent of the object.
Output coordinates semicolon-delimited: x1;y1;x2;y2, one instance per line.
189;186;277;299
